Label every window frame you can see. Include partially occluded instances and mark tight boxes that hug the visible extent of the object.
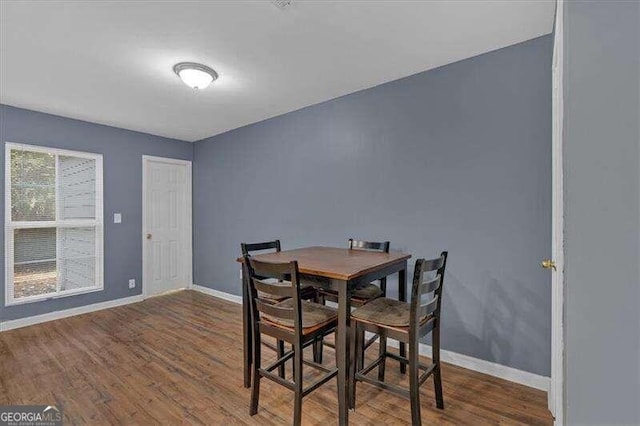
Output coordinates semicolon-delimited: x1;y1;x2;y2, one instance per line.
4;142;104;306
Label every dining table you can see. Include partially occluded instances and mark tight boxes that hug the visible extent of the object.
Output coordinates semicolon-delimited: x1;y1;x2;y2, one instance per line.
238;246;411;425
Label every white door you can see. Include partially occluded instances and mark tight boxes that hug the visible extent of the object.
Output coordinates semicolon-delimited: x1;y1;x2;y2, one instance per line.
143;157;192;297
548;1;565;424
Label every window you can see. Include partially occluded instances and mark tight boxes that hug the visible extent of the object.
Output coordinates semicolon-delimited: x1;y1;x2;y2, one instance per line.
5;143;103;305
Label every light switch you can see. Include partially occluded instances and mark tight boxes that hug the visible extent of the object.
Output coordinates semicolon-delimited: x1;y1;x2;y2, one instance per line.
114;213;122;224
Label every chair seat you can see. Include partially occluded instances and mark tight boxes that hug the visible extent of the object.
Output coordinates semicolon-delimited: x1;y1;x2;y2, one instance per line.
263;299;337;331
352;283;384;300
351;297;425;327
322;283;383;301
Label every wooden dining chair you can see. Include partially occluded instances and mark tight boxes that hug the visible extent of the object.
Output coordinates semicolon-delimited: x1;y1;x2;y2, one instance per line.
245;256;339;426
350;252;448;425
319;239;391;305
240;240;318;387
318;239;390;364
241;241;318;303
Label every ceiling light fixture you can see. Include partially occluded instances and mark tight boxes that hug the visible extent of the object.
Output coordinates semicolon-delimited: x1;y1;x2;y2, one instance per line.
271;0;292;9
173;62;218;90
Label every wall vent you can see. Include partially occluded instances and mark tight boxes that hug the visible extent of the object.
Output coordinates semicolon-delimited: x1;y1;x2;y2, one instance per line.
271;0;292;10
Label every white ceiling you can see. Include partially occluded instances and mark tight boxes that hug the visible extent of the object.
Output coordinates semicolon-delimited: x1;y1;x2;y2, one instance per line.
0;1;555;142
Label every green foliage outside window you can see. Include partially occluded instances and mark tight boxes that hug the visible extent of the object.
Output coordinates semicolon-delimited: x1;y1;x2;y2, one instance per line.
11;149;56;221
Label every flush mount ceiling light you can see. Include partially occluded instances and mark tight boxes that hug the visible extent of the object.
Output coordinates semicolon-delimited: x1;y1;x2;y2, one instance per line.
271;0;292;9
173;62;218;90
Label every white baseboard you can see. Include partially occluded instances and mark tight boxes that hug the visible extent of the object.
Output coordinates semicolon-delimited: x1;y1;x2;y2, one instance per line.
0;294;144;332
192;285;550;392
192;284;242;304
372;332;549;391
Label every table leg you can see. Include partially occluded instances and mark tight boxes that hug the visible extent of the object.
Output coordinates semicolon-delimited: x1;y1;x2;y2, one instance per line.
242;264;252;388
336;279;351;426
398;264;407;374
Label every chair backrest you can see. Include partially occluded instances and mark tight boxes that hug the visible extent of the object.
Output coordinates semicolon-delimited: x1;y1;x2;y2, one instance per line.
241;240;281;256
244;256;303;334
348;239;390;253
410;251;448;336
241;240;282;282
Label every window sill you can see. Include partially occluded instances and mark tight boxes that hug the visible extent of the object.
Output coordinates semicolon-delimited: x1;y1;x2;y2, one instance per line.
5;286;104;307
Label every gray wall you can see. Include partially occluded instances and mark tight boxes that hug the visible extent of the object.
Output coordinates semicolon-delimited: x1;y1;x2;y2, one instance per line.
0;105;193;321
564;2;640;424
194;35;553;376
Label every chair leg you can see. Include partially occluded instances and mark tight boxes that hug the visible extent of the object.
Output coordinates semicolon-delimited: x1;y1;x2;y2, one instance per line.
277;339;285;378
434;364;444;410
433;327;444;409
377;332;387;381
349;322;358;409
358;329;365;370
398;269;407;375
293;343;304;426
409;341;421;425
242;271;252;389
313;288;324;364
313;291;326;364
243;323;251;388
313;336;323;364
250;331;261;416
292;352;296;379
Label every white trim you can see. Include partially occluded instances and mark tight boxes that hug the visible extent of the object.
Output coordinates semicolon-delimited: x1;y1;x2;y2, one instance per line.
4;142;103;160
95;152;105;299
142;157;148;296
141;155;192;166
372;333;549;392
55;152;61;295
141;155;193;299
191;286;550;392
15;258;57;266
0;294;144;332
192;284;243;304
550;1;565;424
7;220;102;229
4;286;104;307
145;287;189;299
5;143;13;305
4;142;105;306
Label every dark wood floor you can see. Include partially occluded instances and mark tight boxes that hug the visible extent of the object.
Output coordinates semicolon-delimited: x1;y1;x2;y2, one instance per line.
0;290;553;425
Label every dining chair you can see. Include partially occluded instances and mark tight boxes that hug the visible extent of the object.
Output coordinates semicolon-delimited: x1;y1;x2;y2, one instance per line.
240;240;319;387
241;241;318;303
245;256;339;426
318;239;390;365
349;251;448;425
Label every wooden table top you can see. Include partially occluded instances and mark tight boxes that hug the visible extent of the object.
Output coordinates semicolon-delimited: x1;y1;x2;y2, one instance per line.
237;246;411;281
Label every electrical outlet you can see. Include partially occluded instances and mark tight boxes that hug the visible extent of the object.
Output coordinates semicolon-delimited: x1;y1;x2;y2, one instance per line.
128;279;136;289
114;213;122;223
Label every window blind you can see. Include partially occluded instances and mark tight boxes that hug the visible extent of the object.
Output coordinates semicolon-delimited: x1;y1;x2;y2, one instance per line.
59;155;96;220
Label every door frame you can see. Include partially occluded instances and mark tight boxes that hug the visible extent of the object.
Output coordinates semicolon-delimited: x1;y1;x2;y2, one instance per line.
550;1;565;424
141;155;193;299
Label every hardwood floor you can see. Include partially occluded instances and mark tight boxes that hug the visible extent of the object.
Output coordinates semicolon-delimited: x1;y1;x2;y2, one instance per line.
0;290;553;425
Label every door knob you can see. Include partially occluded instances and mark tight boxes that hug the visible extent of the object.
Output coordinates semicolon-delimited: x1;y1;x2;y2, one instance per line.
146;233;152;240
541;259;556;271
